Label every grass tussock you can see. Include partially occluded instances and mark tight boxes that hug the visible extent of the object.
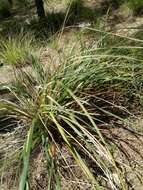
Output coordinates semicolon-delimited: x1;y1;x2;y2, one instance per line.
115;0;143;17
125;0;143;15
0;33;36;67
0;28;143;189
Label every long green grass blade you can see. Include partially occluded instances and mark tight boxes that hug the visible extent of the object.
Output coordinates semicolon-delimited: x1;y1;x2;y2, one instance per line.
19;118;37;190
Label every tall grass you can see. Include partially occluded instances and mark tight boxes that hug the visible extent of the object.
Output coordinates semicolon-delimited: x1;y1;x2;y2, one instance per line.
0;30;143;189
0;33;36;67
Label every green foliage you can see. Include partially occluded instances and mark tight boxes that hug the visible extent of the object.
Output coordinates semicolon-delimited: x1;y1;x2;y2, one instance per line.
0;1;143;189
0;34;35;67
118;0;143;16
108;0;143;12
0;29;143;189
127;0;143;15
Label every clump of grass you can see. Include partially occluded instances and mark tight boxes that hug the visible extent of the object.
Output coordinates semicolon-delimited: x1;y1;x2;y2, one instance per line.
0;30;143;189
0;33;36;67
127;0;143;15
119;0;143;16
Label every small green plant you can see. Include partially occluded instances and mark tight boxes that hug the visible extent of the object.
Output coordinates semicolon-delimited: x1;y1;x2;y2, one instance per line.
0;33;35;67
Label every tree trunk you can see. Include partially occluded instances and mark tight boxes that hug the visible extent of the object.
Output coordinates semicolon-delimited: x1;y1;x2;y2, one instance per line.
34;0;45;19
8;0;13;6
